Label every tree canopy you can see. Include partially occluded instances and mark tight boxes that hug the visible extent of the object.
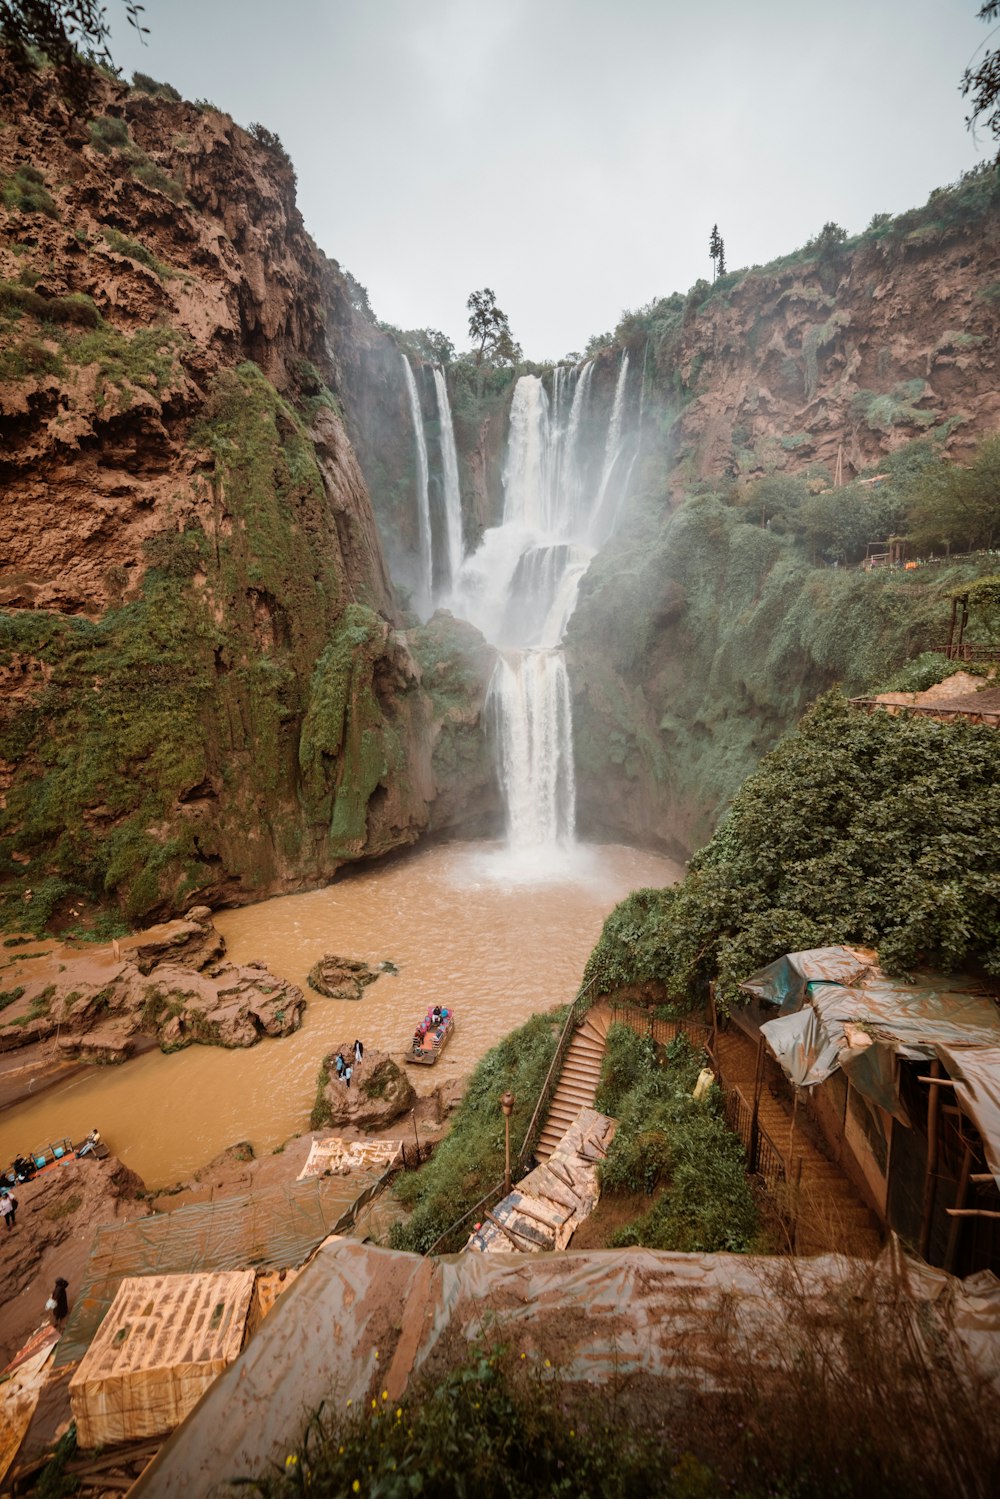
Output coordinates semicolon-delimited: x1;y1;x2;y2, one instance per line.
963;1;1000;160
584;692;1000;1008
466;287;522;367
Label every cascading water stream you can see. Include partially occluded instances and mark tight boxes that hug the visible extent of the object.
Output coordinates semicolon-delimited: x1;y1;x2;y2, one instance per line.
400;353;432;616
451;357;636;865
432;365;465;594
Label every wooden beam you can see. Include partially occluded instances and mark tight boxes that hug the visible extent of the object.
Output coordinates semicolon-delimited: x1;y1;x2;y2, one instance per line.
970;1173;996;1183
485;1209;538;1249
944;1144;973;1274
945;1209;1000;1220
917;1076;956;1087
919;1060;942;1260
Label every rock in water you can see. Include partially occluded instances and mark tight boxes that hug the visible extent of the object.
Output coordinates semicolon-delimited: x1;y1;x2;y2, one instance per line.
307;955;382;1001
312;1047;416;1131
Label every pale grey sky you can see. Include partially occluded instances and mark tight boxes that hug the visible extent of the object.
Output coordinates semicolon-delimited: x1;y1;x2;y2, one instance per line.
108;1;993;361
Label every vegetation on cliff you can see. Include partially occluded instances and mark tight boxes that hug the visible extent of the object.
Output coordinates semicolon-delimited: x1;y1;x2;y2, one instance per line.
585;693;1000;1009
0;362;420;929
570;440;1000;852
595;1028;758;1252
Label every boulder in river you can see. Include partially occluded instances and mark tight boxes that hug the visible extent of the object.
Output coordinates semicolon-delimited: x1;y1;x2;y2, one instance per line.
311;1045;416;1131
307;954;383;1001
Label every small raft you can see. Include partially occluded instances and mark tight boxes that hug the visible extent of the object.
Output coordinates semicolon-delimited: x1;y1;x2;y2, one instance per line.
405;1007;454;1066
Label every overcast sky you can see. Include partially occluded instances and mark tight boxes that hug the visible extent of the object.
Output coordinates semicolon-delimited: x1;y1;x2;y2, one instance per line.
108;0;994;361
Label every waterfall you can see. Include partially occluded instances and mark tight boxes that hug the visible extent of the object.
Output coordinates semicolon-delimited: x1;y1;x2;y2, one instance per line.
432;366;464;594
400;354;432;616
588;350;630;546
446;355;638;865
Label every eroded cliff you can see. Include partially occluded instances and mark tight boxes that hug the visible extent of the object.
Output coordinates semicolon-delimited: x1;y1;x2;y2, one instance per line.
0;62;495;930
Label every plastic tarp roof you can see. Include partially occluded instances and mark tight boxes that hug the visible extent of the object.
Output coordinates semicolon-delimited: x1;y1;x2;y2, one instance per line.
131;1237;1000;1498
55;1174;385;1368
741;947;1000;1183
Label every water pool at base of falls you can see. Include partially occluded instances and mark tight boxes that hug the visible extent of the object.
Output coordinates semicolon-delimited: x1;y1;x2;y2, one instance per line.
0;841;682;1188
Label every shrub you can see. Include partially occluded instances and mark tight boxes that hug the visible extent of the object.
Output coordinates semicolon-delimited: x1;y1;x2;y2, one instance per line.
2;164;57;216
584;691;1000;1007
131;72;182;101
89;115;130;152
102;227;175;279
596;1029;758;1251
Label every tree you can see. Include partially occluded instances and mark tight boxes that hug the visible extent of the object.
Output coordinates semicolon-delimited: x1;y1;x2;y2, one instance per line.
466;288;521;367
0;0;148;108
906;435;1000;554
708;223;722;280
716;237;727;277
810;221;849;259
962;1;1000;161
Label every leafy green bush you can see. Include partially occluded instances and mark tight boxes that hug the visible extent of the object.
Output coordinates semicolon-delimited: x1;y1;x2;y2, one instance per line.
131;72;182;101
89;115;130;152
584;691;1000;1007
2;163;57;216
876;652;974;694
596;1030;758;1252
388;1011;561;1252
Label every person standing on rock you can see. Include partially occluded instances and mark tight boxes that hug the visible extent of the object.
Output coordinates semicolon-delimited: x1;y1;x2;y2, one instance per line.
344;1063;353;1089
0;1189;16;1230
353;1039;364;1068
334;1053;345;1080
49;1278;69;1329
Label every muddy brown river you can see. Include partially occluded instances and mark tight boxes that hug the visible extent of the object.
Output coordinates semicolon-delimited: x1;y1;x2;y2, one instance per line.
0;842;681;1188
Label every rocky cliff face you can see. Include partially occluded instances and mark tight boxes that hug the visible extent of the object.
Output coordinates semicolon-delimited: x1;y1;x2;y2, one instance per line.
664;185;1000;486
564;178;1000;856
0;62;495;931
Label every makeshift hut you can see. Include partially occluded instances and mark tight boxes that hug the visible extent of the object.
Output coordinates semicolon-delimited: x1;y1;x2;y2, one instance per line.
68;1270;254;1449
738;946;1000;1274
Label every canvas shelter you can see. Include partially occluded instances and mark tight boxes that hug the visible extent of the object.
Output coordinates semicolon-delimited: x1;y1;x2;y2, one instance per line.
55;1174;387;1368
68;1270;254;1449
740;947;1000;1270
130;1236;1000;1498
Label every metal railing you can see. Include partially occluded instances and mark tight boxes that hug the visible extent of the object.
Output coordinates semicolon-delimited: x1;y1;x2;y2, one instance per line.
424;978;600;1257
609;1003;713;1051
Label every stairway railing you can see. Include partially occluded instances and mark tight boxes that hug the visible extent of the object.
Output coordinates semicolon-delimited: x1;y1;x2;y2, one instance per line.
425;977;601;1256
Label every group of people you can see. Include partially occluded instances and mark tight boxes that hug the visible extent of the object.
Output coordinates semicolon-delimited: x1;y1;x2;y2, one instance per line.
1;1188;71;1328
334;1038;364;1088
412;1004;450;1052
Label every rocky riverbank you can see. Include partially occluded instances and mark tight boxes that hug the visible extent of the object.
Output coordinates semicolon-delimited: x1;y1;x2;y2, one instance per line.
0;907;303;1109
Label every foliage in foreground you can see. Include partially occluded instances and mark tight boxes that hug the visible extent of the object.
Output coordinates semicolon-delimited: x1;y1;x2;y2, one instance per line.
239;1275;999;1499
388;1012;560;1253
584;692;1000;1007
596;1029;757;1252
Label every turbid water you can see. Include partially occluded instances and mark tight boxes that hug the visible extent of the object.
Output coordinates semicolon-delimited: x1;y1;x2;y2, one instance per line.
0;842;681;1188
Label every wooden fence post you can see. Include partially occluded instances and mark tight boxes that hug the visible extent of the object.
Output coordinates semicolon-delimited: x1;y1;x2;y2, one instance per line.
749;1036;764;1173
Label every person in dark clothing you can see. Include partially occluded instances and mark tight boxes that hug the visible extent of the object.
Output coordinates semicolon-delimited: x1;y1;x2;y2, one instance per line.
50;1278;69;1328
353;1039;363;1066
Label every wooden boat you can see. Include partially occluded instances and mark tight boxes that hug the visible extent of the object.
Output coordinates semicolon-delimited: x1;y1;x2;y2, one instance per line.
405;1007;455;1066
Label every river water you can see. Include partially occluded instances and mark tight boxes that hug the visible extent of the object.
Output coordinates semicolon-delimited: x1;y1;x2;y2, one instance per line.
0;841;681;1188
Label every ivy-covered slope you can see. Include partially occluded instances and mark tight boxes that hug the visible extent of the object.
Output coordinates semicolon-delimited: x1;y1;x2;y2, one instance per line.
583;692;1000;1009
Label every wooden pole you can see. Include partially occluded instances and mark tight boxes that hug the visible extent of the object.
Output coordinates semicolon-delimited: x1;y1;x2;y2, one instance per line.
943;1144;974;1273
750;1036;764;1173
918;1060;943;1261
946;597;958;658
709;982;718;1055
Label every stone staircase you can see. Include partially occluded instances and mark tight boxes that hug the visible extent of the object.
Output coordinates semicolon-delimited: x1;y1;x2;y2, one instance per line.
536;1004;612;1161
714;1029;883;1257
